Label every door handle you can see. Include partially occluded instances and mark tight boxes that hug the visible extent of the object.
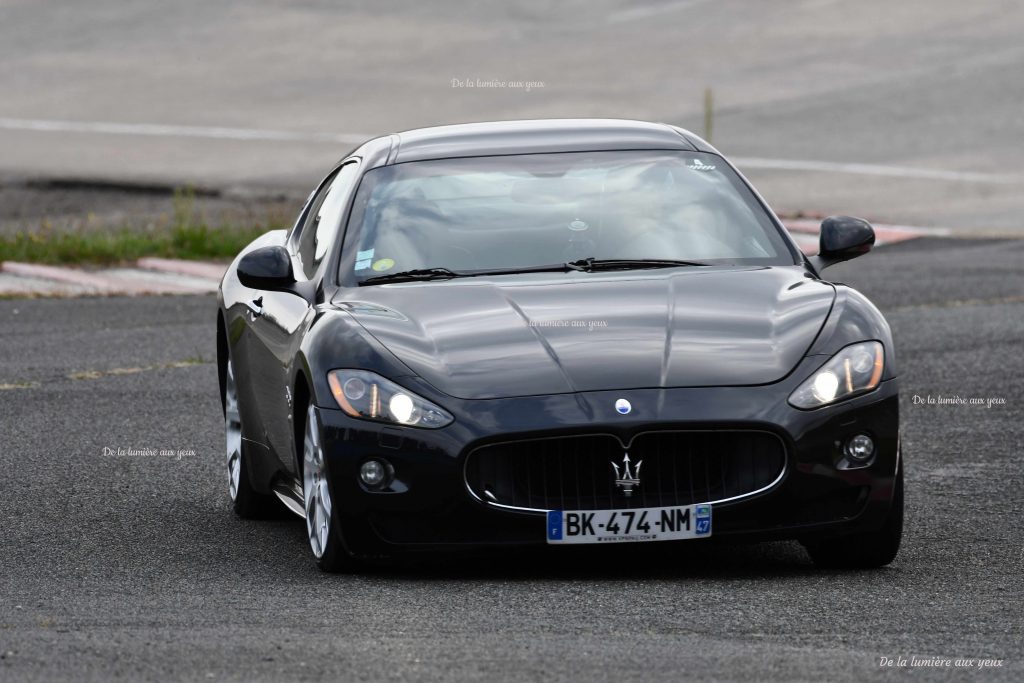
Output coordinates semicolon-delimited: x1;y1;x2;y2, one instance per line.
248;296;264;318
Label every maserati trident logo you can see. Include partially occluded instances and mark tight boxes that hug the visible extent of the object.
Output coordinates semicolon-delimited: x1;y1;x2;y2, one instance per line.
611;453;642;497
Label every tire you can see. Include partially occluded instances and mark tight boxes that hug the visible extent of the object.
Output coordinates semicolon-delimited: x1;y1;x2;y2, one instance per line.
803;463;904;569
300;402;355;572
224;354;277;518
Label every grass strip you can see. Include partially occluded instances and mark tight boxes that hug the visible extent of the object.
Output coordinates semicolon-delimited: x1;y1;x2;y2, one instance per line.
0;188;284;265
0;223;269;265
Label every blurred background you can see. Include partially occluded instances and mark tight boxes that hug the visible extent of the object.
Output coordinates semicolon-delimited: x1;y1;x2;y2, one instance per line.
1;0;1022;246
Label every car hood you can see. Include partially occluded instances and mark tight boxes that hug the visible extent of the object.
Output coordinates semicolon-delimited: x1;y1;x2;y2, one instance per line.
333;267;835;399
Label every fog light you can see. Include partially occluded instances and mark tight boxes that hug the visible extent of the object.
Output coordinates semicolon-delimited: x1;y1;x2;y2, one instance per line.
359;459;389;487
844;434;875;462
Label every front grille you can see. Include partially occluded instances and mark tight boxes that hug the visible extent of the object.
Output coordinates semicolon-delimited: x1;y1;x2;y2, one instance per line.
464;431;786;511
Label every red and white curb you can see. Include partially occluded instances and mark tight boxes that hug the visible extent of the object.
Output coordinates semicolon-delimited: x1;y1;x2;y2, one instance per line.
782;219;950;256
0;259;228;297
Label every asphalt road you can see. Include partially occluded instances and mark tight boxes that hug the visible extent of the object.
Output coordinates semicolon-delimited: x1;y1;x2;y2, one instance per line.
2;0;1024;233
1;237;1022;681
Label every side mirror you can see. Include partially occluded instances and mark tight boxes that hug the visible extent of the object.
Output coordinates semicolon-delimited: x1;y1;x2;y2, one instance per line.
809;216;875;272
237;246;295;291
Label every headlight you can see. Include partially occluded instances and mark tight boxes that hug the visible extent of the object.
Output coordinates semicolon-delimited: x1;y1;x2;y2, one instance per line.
788;341;884;409
327;370;454;428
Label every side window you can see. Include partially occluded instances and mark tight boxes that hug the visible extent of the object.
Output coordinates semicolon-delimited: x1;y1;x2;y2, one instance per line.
286;188;318;244
295;161;359;280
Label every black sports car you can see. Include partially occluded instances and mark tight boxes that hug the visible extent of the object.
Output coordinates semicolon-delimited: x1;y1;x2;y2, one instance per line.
217;119;901;572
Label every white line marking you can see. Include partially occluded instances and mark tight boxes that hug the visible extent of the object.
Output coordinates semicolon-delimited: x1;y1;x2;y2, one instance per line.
1;117;1019;185
0;117;370;145
607;0;712;23
734;156;1022;185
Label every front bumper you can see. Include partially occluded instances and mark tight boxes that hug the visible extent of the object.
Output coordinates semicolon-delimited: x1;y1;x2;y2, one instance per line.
316;372;900;558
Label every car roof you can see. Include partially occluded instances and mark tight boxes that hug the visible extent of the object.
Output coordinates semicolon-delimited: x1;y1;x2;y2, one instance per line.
381;118;709;164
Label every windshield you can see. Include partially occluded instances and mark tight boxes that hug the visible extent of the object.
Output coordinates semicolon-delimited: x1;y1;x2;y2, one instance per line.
341;150;796;283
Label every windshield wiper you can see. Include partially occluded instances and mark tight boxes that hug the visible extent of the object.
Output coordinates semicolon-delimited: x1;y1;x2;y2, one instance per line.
358;263;576;286
358;267;467;285
358;258;711;285
565;257;711;272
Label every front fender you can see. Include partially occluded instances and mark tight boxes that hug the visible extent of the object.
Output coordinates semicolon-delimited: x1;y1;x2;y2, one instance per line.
806;285;897;380
295;308;421;411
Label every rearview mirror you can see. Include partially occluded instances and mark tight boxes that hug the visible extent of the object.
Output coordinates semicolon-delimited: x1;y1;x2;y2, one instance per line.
809;216;875;272
237;246;295;290
509;177;592;204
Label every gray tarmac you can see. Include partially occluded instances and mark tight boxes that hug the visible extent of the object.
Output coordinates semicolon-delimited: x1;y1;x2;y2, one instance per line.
1;0;1024;232
1;237;1022;681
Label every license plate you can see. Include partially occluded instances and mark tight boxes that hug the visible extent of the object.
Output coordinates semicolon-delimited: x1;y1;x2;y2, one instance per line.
546;504;712;544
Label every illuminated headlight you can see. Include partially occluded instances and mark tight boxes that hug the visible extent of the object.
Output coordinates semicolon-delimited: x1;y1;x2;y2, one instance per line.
788;341;884;409
327;370;453;428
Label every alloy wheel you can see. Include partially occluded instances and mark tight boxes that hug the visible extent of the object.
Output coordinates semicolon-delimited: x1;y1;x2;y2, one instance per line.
303;404;332;558
225;358;242;500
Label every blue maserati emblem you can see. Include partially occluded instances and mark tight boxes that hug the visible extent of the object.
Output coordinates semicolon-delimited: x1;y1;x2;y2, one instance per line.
615;398;631;415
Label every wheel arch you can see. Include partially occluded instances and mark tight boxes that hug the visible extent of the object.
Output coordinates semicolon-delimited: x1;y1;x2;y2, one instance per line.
291;362;314;477
217;310;228;416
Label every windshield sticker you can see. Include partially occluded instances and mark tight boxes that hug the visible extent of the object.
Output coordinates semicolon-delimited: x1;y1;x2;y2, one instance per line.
372;258;395;272
355;248;376;271
688;158;716;171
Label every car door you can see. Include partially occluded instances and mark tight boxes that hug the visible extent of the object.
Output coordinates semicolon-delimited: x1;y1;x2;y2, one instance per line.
245;160;361;474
